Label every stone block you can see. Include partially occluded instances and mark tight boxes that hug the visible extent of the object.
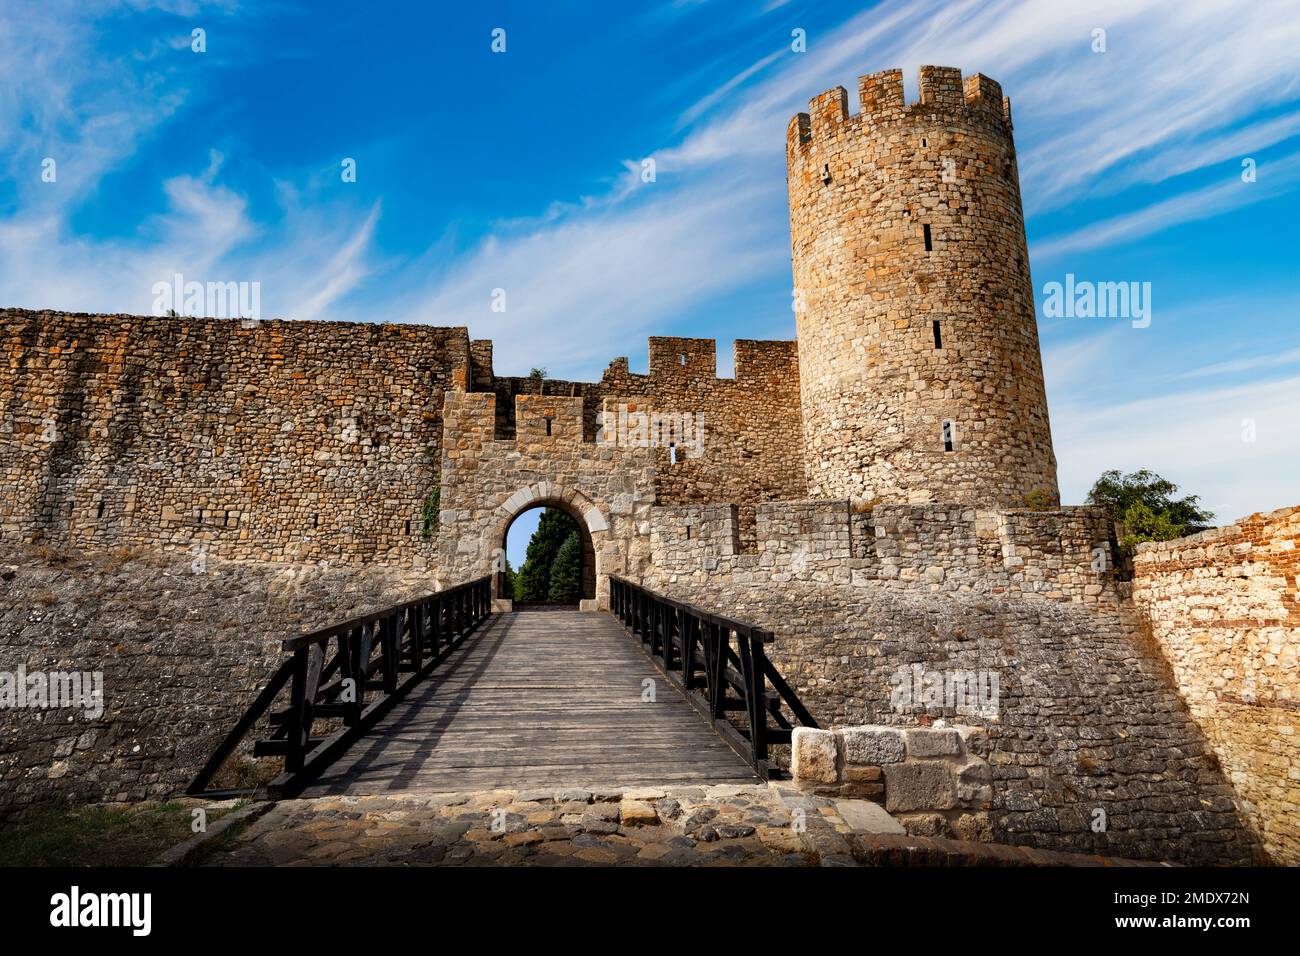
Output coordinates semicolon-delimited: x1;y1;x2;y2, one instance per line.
831;798;906;834
841;726;906;765
905;728;962;757
791;727;839;784
884;761;958;813
955;757;993;804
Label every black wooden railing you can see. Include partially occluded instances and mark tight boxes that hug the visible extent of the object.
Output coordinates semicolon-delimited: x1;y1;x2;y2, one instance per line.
609;576;818;779
188;575;493;799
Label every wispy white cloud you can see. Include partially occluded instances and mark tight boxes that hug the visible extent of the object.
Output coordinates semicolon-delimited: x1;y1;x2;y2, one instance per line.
377;177;784;376
1054;374;1300;522
1171;345;1300;381
1031;148;1300;258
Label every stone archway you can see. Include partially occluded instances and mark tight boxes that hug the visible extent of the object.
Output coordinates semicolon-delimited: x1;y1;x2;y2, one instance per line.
490;483;610;611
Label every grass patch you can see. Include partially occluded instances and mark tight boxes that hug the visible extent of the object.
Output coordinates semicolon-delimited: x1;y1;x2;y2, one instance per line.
0;800;238;867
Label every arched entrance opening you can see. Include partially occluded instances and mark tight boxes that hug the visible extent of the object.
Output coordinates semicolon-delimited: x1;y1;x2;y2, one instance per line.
500;502;597;608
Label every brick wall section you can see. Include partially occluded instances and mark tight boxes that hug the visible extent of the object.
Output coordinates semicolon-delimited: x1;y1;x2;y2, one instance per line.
0;310;466;567
1132;506;1300;864
787;67;1058;507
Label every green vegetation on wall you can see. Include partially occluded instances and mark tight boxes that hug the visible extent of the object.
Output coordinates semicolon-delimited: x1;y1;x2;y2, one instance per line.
421;487;441;539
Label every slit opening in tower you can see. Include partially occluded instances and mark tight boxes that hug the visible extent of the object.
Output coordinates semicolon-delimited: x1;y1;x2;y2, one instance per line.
932;320;943;349
942;419;955;452
923;223;933;252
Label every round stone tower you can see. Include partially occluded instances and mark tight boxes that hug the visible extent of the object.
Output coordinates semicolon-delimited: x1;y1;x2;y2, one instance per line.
787;66;1059;507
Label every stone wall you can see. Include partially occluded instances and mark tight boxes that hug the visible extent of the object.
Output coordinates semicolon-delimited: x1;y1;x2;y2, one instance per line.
1132;505;1300;864
476;336;807;549
787;66;1058;507
0;309;465;568
792;725;993;837
643;576;1259;864
0;313;809;572
650;500;1120;604
0;543;434;819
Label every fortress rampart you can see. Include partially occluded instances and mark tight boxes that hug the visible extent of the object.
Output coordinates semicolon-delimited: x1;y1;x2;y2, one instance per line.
648;500;1120;604
1132;506;1300;864
0;310;462;567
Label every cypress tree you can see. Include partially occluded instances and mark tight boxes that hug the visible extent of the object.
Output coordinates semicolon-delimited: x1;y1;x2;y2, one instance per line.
514;508;576;602
546;530;581;603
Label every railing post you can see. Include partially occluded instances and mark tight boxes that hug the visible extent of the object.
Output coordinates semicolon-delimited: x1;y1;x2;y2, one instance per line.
748;636;769;765
411;605;423;671
382;616;398;694
286;647;309;772
710;625;727;720
682;614;697;691
433;594;444;655
336;629;355;726
355;624;372;713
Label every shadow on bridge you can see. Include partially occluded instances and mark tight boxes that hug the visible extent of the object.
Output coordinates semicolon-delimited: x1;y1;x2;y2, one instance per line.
300;610;758;795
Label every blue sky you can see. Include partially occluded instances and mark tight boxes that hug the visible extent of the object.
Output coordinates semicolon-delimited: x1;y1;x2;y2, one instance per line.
2;0;1298;524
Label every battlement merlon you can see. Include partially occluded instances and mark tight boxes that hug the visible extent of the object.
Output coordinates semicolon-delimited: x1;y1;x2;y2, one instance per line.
515;393;584;444
786;66;1012;159
440;391;587;447
602;337;798;386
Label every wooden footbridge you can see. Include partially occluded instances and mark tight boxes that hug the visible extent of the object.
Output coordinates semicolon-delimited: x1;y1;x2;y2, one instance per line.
190;577;818;800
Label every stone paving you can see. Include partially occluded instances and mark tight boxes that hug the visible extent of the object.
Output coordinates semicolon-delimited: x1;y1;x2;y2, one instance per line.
184;784;1165;867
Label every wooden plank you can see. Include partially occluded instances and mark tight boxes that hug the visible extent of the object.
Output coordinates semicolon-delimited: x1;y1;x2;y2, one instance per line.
301;609;757;796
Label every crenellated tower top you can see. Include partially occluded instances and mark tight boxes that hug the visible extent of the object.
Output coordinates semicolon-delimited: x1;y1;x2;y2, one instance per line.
787;67;1012;160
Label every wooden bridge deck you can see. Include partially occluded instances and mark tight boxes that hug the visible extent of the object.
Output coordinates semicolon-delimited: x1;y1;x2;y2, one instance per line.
301;610;758;795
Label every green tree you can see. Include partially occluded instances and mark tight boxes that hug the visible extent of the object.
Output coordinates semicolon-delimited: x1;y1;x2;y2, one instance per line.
1086;469;1214;553
500;559;517;601
546;531;581;603
513;507;574;602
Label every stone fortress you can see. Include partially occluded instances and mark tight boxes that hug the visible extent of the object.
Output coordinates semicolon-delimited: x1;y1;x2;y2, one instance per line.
1;67;1296;865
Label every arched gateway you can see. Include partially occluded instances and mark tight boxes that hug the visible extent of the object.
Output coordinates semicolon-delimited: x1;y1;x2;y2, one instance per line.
434;389;655;611
492;483;605;606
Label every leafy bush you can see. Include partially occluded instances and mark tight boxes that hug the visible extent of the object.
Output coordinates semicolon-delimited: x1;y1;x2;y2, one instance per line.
1086;469;1214;553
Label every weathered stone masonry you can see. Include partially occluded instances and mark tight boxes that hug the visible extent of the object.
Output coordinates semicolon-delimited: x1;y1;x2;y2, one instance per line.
0;310;465;567
1132;506;1300;865
788;67;1057;507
